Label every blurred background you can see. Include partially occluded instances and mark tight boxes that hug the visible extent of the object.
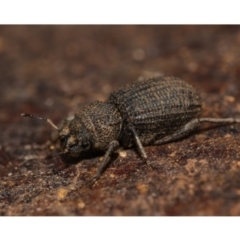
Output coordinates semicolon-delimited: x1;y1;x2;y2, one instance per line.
1;26;240;134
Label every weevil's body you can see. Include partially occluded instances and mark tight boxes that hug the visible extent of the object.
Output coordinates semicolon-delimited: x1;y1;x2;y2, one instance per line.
108;76;201;148
22;76;240;183
59;77;201;157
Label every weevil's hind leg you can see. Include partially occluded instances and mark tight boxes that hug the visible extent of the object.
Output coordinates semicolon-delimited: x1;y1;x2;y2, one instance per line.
199;117;240;124
154;118;201;145
154;117;240;145
89;140;119;186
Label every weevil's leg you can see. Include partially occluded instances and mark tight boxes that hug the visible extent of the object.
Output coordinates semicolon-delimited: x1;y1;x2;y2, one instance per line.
154;118;201;145
129;126;153;169
128;125;149;161
154;117;240;145
199;117;240;124
89;140;119;185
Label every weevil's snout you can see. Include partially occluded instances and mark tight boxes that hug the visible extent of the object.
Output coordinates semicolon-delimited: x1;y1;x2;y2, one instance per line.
58;120;92;158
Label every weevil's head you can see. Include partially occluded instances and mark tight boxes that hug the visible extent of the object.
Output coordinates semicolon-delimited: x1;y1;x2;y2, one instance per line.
21;100;121;158
58;117;92;158
21;112;93;158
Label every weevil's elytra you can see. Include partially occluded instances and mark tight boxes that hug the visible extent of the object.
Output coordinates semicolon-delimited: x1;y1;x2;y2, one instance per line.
108;76;202;148
21;76;240;184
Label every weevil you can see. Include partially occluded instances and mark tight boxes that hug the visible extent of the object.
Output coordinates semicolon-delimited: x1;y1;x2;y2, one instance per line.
21;76;240;183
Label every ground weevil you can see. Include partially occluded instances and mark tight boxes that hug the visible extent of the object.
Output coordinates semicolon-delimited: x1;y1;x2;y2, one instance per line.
21;76;240;183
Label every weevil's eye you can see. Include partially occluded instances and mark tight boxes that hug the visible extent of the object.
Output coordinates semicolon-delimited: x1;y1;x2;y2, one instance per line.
81;140;90;149
69;143;78;151
60;137;68;148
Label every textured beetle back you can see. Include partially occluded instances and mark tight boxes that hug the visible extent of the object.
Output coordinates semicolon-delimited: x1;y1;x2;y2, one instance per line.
75;101;122;150
108;76;202;147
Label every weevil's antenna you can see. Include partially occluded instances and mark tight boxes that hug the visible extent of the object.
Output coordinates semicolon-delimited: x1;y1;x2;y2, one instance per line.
48;151;67;159
21;113;59;131
56;150;67;155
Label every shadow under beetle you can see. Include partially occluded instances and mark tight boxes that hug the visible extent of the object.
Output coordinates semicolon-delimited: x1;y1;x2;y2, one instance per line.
21;76;240;183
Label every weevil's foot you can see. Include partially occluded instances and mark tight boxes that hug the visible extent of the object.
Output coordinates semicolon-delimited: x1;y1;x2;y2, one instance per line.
146;162;154;171
87;176;99;188
141;158;154;171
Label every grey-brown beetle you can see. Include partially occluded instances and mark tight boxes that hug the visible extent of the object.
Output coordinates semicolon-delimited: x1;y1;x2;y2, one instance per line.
21;76;240;183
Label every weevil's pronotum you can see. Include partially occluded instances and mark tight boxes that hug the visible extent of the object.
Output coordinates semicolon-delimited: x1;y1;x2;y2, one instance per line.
21;76;240;183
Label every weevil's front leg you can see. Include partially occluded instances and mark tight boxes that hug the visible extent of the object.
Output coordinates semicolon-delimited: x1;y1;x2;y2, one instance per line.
89;140;119;185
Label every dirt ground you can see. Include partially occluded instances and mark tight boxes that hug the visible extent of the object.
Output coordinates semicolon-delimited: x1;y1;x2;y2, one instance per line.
1;25;240;216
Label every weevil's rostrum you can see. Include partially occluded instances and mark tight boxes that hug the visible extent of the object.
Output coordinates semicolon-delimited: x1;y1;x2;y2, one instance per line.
21;76;240;183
